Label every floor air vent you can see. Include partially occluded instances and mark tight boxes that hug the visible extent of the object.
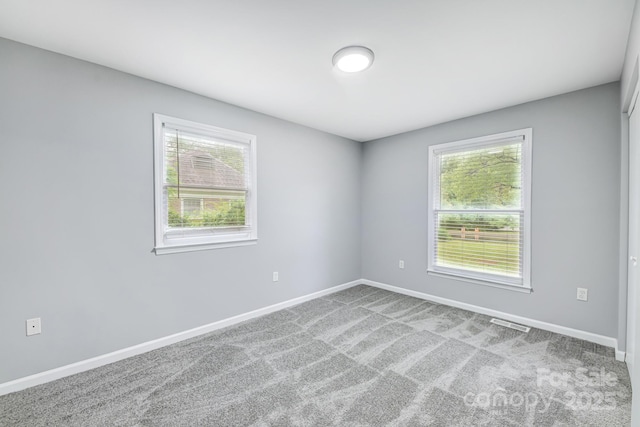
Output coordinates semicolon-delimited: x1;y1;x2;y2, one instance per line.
490;318;530;333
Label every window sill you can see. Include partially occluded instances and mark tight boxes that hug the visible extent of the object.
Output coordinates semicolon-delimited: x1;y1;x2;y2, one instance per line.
154;238;257;255
427;270;532;294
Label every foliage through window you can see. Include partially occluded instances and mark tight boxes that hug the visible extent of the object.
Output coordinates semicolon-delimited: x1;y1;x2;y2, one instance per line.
153;114;257;254
427;129;532;288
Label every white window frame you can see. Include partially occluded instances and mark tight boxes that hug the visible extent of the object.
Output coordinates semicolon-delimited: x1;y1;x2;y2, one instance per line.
153;114;258;255
427;128;532;291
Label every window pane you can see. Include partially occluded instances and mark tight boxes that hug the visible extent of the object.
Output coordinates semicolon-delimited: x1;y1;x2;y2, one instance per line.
168;192;246;228
435;212;522;277
439;143;522;209
164;129;247;190
163;126;249;231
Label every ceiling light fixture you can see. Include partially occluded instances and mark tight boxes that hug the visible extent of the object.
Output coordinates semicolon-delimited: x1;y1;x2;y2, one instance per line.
332;46;374;73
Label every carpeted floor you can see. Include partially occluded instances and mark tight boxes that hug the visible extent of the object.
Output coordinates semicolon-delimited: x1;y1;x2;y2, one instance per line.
0;285;632;426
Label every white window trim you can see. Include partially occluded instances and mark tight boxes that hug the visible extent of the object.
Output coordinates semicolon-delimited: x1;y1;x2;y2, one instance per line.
427;128;532;290
153;113;258;255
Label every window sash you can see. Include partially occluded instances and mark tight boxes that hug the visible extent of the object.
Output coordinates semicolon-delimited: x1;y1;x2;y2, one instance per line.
432;138;524;210
163;131;251;232
432;210;524;281
167;191;249;230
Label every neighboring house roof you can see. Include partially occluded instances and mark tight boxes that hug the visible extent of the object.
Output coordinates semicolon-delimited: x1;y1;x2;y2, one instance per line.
177;151;245;190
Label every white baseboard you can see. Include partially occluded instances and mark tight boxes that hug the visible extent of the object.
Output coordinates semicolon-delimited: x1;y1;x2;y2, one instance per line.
2;278;624;396
362;279;621;355
0;279;362;397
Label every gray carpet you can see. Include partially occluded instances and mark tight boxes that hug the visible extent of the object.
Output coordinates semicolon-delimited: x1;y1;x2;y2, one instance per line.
0;285;632;426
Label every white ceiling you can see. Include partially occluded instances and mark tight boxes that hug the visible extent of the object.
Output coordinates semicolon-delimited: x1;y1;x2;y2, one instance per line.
0;0;635;141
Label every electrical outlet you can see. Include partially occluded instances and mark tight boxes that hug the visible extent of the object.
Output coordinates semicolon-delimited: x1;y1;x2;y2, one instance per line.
399;260;405;269
577;288;588;301
26;318;41;336
273;272;279;282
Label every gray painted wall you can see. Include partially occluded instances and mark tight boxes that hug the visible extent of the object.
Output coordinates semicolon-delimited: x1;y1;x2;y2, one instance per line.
361;83;621;339
0;38;362;383
0;36;626;385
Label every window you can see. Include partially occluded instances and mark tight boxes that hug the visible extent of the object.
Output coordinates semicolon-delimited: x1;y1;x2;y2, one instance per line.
427;129;532;290
153;114;257;254
181;198;204;217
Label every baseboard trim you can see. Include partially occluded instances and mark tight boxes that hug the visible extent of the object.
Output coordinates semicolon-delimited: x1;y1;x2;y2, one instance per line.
2;278;624;396
0;279;362;397
362;279;620;353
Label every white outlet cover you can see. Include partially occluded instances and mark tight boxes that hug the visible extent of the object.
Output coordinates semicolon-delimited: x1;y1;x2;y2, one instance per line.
273;272;279;282
399;260;405;269
577;288;588;301
26;317;41;336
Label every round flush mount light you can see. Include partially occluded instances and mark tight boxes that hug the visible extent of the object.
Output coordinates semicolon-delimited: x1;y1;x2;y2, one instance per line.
332;46;374;73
